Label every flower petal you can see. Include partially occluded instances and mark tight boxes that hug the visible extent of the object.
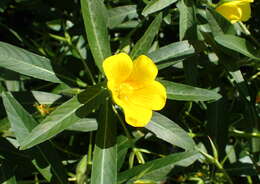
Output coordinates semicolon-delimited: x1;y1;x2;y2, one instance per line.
216;3;242;23
103;53;133;85
239;3;251;21
127;55;158;86
122;102;153;127
129;81;167;110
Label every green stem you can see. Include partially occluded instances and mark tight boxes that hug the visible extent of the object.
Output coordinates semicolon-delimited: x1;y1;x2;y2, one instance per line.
85;132;93;182
215;160;234;184
112;105;133;141
229;129;260;138
238;21;260;48
71;44;96;85
87;132;93;165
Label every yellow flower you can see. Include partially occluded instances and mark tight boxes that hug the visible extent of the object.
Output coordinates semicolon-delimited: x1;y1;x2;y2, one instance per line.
103;53;166;127
215;0;254;24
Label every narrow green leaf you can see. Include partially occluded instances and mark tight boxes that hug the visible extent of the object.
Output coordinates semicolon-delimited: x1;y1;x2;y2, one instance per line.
214;35;260;60
130;13;162;59
0;42;61;83
81;0;111;72
161;80;222;101
148;41;196;63
2;92;68;184
76;155;87;184
118;151;199;183
9;91;61;105
146;112;195;150
91;100;117;184
108;5;138;29
177;0;197;41
206;8;235;36
66;118;97;132
142;0;177;16
20;86;107;150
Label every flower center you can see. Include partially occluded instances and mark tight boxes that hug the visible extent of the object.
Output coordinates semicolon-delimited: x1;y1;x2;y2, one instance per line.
115;82;134;100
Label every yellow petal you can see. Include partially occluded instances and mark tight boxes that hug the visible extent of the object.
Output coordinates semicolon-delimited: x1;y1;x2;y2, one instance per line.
103;53;133;86
129;81;167;110
238;3;251;21
127;55;158;86
216;3;242;23
122;102;153;127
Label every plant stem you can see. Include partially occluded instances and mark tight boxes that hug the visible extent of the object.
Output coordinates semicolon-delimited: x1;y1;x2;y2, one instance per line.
238;21;260;48
215;160;234;184
87;132;93;165
71;44;96;85
229;129;260;138
112;105;133;141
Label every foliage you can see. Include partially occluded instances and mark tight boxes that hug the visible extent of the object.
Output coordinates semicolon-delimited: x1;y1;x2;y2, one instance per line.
0;0;260;183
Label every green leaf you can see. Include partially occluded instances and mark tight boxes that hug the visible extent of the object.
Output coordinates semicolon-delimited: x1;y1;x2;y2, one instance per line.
108;5;138;29
81;0;111;72
0;41;61;83
214;35;260;60
177;0;197;41
142;0;177;17
76;155;87;184
206;8;235;36
148;40;196;63
10;91;61;105
20;86;107;150
91;100;117;184
2;92;68;184
161;80;222;101
66;118;97;132
130;13;162;59
118;151;199;183
146;112;195;150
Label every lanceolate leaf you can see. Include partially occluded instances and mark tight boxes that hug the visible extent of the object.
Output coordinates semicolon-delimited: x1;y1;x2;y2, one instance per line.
2;92;68;184
66;118;98;132
161;80;221;101
142;0;178;16
108;5;138;29
20;86;107;150
81;0;111;72
0;42;61;83
214;35;260;60
118;151;199;183
177;0;197;41
146;112;195;150
91;100;117;184
148;40;196;63
130;13;162;59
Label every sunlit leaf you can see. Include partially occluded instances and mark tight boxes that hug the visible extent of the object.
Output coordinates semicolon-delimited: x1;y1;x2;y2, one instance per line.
91;100;117;184
130;13;162;59
0;42;61;83
2;92;68;184
142;0;177;16
20;86;107;149
81;0;111;72
161;80;222;101
215;35;260;60
146;112;195;150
